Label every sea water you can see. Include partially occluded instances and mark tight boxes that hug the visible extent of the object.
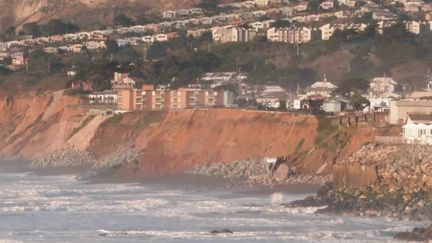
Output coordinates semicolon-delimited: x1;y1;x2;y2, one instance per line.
0;169;423;243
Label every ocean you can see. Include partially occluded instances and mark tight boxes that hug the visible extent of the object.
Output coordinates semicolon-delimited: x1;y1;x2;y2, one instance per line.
0;167;422;242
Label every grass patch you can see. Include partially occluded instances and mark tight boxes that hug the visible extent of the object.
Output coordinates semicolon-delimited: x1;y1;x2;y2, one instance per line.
316;116;337;145
295;138;305;153
104;113;123;125
297;117;309;126
134;111;166;129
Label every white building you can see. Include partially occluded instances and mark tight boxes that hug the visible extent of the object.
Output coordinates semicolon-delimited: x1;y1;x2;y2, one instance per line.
212;26;257;43
163;10;176;19
403;113;432;145
305;76;338;97
89;90;118;104
369;76;398;96
319;23;335;40
320;0;334;10
255;0;270;7
255;85;289;109
267;27;312;44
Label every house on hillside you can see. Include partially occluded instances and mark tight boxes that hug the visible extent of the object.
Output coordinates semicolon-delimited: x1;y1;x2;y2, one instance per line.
390;100;432;124
0;42;6;52
305;76;338;98
320;0;334;10
403;113;432;145
11;52;25;66
255;85;290;109
71;80;93;92
255;0;270;7
369;76;398;96
111;72;137;90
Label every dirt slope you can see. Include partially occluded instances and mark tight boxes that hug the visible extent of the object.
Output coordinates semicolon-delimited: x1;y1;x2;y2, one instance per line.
0;0;202;29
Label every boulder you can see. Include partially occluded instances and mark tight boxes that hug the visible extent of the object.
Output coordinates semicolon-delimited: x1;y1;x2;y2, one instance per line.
210;229;234;234
274;164;289;182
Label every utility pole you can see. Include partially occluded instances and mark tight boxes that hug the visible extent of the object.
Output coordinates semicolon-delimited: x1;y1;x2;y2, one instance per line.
143;47;147;62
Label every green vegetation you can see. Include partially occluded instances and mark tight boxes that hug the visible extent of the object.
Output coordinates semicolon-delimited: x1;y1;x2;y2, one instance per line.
114;14;135;27
134;111;166;129
6;18;432;94
19;19;79;37
104;114;123;125
196;0;223;14
27;49;64;77
316;116;337;146
295;138;305;153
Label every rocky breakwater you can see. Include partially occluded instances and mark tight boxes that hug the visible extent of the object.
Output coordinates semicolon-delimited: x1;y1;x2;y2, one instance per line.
80;149;142;180
288;144;432;221
31;148;96;168
187;157;331;186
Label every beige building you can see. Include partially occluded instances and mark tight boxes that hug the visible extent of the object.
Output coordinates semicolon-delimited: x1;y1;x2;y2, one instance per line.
117;89;141;110
111;72;137;90
390;100;432;125
212;27;257;43
267;27;312;44
118;85;234;111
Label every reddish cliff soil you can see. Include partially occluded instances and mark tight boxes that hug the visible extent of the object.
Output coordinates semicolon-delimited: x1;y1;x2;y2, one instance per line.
88;111;166;159
116;109;320;177
0;92;89;158
292;123;377;175
0;91;386;179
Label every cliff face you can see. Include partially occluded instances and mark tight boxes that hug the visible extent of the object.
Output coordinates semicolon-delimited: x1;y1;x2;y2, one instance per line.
116;109;320;177
0;91;380;179
0;91;105;158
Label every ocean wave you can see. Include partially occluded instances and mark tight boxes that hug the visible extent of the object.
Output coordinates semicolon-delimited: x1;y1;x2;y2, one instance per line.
0;240;24;243
265;206;327;214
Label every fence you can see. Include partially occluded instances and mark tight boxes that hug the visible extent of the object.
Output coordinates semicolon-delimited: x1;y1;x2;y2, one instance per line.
374;136;404;144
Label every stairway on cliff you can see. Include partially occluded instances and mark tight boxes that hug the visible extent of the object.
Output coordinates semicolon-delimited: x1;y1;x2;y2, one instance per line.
41;90;64;121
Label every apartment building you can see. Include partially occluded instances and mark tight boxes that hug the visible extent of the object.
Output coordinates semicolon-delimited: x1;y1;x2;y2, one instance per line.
117;88;141;110
212;26;257;43
267;26;312;43
111;72;137;90
117;85;233;111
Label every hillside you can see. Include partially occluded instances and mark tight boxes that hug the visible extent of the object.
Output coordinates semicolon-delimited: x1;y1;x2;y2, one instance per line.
0;0;202;29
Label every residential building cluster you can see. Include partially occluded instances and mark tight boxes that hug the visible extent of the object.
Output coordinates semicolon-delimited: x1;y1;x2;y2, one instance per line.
4;0;432;66
88;72;234;111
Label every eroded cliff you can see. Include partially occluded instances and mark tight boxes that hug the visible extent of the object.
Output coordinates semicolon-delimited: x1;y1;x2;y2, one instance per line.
0;91;380;179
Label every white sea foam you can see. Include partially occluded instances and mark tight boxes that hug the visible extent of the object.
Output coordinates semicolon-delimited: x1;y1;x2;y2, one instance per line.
0;169;424;242
270;192;284;205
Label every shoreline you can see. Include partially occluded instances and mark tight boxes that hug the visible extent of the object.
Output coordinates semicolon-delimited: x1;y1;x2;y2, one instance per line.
0;158;321;195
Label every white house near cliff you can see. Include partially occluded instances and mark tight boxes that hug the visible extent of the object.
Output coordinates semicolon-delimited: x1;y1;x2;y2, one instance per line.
403;113;432;145
305;75;338;98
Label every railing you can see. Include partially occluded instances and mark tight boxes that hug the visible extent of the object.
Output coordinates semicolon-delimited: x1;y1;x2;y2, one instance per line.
374;136;404;144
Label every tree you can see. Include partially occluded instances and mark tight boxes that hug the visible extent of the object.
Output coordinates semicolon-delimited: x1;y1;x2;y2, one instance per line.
308;0;320;13
0;66;12;76
114;14;135;27
21;22;41;36
349;91;370;111
197;0;222;14
105;39;120;54
41;19;79;36
271;19;292;28
337;78;370;95
5;26;16;36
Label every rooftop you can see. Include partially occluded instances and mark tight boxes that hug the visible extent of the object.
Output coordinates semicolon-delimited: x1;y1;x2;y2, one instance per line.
396;100;432;107
407;113;432;124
